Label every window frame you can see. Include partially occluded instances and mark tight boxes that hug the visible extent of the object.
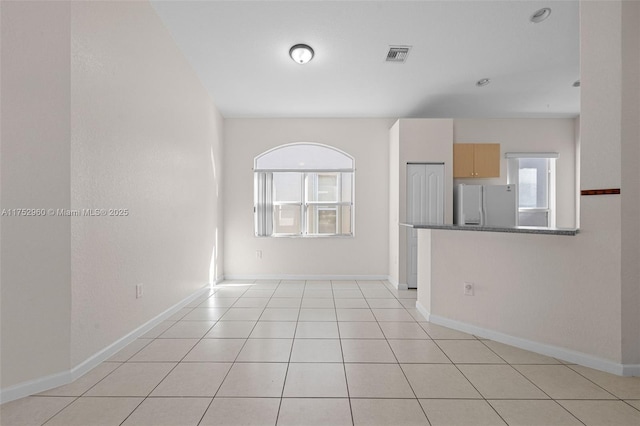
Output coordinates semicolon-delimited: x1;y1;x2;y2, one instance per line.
506;152;558;228
254;143;355;238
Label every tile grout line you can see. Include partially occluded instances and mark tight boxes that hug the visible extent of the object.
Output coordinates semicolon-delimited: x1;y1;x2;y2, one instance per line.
429;338;511;425
623;400;640;413
564;363;630;400
333;279;356;426
476;339;587;425
195;279;259;426
366;286;433;426
124;283;237;424
118;286;225;426
197;279;300;423
275;279;307;426
135;284;242;425
39;396;80;426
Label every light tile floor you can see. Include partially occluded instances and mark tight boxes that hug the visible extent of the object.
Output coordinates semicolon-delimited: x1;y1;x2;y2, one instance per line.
2;279;640;425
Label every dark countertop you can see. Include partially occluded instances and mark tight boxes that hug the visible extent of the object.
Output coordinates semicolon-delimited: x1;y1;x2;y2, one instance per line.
400;222;579;236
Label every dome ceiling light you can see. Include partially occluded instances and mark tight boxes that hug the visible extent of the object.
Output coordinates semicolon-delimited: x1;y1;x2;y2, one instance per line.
476;78;491;87
289;44;314;64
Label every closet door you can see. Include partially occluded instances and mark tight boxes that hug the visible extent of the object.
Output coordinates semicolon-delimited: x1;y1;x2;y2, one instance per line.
406;163;444;288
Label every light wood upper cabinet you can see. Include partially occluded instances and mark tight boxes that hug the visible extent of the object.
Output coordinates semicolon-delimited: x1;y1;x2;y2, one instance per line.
453;143;500;178
453;144;475;178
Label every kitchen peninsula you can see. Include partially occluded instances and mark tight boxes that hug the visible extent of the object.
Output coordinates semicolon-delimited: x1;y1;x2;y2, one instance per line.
402;217;631;376
401;222;579;236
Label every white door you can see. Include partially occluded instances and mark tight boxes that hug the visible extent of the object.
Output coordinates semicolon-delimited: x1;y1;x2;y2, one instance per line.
406;163;444;288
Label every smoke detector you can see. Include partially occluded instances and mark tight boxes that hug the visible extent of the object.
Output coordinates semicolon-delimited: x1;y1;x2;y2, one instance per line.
386;46;411;63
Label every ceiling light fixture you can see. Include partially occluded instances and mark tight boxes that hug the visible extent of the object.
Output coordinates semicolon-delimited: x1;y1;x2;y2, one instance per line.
476;78;491;87
289;44;314;64
530;7;551;23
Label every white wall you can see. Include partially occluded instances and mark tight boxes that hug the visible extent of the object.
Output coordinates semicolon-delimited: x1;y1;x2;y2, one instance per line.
389;122;400;285
70;1;224;366
224;119;392;279
453;118;577;228
1;1;72;388
580;0;640;368
1;0;224;393
620;0;640;366
581;3;622;191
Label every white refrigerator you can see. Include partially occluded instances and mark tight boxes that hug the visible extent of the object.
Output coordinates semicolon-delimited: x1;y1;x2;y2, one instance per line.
455;184;518;227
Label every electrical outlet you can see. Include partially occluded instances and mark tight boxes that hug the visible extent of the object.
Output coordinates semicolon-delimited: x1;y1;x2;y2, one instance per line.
136;283;144;299
464;282;474;296
256;250;262;259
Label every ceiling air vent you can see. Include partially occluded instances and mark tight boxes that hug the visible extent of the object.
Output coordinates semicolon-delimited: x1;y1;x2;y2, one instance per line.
386;46;411;63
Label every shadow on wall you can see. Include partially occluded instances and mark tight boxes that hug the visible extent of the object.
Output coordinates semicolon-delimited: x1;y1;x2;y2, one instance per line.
409;80;579;119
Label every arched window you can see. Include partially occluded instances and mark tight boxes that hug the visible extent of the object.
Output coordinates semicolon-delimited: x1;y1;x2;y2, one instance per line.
254;143;355;237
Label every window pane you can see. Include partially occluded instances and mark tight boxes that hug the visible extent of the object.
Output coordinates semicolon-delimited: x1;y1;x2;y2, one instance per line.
306;173;339;202
273;173;301;202
273;205;301;234
318;208;337;234
519;211;549;227
318;174;338;201
518;158;549;209
305;205;352;235
519;168;537;207
306;205;337;234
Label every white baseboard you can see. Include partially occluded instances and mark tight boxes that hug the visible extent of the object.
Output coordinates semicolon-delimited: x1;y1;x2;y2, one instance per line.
415;301;430;322
622;364;640;376
0;370;71;406
222;274;389;281
0;285;211;404
386;275;408;290
428;314;638;377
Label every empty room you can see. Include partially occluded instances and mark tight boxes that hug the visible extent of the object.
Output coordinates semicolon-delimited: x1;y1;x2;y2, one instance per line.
1;1;639;425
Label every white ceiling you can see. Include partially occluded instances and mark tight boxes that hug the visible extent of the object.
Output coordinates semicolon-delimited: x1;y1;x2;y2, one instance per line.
151;0;580;119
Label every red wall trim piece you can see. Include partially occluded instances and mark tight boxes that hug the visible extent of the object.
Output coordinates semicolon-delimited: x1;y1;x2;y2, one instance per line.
580;188;621;196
